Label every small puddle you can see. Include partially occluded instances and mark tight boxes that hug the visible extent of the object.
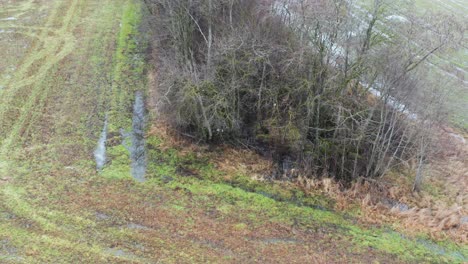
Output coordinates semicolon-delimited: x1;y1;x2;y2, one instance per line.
104;247;138;260
0;239;22;262
95;212;110;221
461;216;468;224
130;91;146;182
382;198;410;212
0;17;17;21
386;230;467;262
460;215;468;225
94;115;108;170
126;222;150;230
262;238;300;244
415;238;467;262
448;132;466;144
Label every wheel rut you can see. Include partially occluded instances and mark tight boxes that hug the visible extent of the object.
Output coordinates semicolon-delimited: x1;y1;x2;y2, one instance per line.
0;0;78;154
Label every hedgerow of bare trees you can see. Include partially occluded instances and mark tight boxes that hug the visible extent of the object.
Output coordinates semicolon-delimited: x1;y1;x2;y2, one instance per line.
146;0;463;186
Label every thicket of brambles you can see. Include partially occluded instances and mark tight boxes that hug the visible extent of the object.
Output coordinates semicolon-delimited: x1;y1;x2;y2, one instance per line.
145;0;462;187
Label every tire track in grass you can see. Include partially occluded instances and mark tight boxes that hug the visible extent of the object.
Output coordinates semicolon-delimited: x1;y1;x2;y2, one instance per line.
0;185;151;263
0;0;78;154
0;0;69;125
0;1;61;173
0;2;155;261
15;0;125;168
0;0;35;18
0;0;61;96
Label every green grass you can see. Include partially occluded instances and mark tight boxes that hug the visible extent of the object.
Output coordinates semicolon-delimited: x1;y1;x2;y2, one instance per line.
102;0;148;179
143;133;468;263
0;0;146;261
109;0;146;132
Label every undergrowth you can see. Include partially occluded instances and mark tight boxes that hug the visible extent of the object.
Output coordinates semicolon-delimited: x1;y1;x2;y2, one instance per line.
140;129;468;263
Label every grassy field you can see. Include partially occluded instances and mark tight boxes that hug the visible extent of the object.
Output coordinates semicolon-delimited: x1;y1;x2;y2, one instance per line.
356;0;468;130
412;0;468;130
0;0;466;263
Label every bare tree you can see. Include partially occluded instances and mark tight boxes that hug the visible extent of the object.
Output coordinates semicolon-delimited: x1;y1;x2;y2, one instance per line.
147;0;462;185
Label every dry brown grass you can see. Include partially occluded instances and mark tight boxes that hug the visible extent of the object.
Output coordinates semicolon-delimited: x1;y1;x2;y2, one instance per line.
148;119;468;243
297;174;467;243
295;129;468;243
147;121;274;176
54;175;392;263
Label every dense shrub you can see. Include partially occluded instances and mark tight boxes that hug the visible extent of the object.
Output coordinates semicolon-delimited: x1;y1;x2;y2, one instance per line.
147;0;459;184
